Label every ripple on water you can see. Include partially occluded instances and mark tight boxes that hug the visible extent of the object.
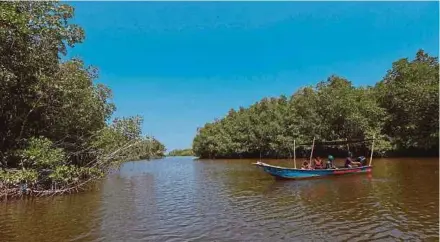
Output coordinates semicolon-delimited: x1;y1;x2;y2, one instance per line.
0;157;438;241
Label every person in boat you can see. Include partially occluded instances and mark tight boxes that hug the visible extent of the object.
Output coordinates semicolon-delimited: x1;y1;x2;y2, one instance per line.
301;161;311;169
313;156;324;169
344;152;362;168
325;155;335;169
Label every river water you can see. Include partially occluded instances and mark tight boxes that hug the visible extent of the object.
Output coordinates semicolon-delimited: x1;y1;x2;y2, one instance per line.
0;157;438;241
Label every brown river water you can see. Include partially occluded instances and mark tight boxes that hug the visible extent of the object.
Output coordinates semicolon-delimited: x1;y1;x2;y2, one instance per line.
0;157;438;241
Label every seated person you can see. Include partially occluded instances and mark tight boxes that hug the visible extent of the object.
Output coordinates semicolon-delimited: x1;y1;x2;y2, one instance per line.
344;152;362;168
326;155;335;169
301;161;311;169
313;157;324;169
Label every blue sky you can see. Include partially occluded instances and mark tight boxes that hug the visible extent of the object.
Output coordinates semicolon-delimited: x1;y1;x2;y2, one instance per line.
67;2;439;151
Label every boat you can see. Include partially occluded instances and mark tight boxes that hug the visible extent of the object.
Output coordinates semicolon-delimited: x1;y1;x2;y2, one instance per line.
254;136;375;180
254;161;372;179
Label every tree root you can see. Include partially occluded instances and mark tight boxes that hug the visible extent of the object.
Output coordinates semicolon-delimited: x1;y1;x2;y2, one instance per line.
0;178;96;201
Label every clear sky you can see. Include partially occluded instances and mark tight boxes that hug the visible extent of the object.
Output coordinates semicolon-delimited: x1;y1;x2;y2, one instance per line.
67;2;439;152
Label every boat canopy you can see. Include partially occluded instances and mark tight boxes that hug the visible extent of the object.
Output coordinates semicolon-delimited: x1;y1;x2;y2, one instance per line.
297;138;375;146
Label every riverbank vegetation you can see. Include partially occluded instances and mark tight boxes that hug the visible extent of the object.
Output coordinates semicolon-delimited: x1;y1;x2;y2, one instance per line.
0;2;165;200
193;50;439;159
168;149;195;156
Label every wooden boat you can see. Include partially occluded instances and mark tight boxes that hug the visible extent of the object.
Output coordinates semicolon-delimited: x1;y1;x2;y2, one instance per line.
254;136;375;180
254;161;372;179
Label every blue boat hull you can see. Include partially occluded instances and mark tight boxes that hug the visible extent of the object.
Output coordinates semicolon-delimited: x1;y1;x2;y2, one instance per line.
254;161;372;179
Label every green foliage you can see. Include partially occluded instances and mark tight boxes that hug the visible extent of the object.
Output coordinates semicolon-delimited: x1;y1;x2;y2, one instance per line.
112;116;143;141
91;117;166;164
376;50;439;150
193;77;385;158
0;2;166;194
48;165;80;184
0;169;38;185
149;137;166;158
0;2;106;168
48;165;103;184
168;148;195;156
193;50;437;158
17;137;65;169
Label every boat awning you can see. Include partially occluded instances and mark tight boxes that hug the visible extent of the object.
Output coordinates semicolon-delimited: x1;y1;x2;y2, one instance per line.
298;138;375;146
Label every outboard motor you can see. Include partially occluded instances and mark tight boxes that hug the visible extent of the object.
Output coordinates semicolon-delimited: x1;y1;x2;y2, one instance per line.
356;156;367;166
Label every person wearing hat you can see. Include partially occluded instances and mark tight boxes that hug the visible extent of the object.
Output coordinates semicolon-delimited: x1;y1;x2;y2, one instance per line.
326;155;335;169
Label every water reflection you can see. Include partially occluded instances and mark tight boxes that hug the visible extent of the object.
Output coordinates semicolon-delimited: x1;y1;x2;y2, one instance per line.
0;185;103;242
0;157;438;241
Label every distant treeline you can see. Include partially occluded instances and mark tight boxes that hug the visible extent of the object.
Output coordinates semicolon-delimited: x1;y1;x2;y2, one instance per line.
168;149;195;156
193;50;439;159
0;2;165;199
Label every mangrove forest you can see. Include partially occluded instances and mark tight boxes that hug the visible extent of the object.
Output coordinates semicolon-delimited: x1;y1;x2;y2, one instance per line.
168;149;195;157
193;50;439;159
0;2;165;199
